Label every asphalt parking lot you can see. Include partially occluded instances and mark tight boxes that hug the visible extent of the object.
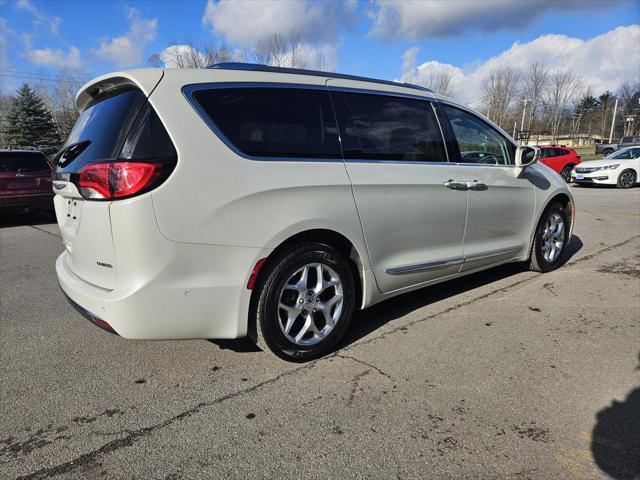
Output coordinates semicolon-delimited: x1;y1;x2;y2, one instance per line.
1;185;639;480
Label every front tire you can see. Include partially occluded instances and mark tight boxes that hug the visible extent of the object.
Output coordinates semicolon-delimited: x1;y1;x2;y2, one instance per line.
560;166;573;183
529;202;569;273
617;169;636;189
251;242;355;362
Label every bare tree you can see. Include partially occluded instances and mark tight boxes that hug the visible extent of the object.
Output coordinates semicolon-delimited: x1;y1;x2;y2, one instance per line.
419;70;455;97
521;62;548;133
543;69;583;142
149;40;237;68
253;31;327;70
617;81;640;136
481;66;521;129
34;69;85;141
254;33;289;67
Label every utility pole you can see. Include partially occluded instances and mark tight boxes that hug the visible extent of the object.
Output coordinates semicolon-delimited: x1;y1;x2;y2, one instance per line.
609;98;618;143
520;99;529;133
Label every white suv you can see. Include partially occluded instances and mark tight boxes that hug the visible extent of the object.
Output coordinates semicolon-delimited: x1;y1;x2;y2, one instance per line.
53;63;575;361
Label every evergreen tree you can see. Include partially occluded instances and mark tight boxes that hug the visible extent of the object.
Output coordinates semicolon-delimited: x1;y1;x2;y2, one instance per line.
4;83;62;155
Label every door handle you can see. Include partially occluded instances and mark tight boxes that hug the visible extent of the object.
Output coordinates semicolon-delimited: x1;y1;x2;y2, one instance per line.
443;180;469;191
466;181;488;191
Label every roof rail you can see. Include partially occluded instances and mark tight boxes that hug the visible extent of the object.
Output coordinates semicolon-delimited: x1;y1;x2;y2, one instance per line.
207;62;434;94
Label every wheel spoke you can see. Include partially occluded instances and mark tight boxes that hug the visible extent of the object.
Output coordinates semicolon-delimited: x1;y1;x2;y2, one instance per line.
314;264;324;294
279;303;301;334
295;316;312;343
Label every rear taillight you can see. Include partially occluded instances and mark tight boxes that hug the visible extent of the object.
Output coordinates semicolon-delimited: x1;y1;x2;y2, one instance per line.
78;162;161;200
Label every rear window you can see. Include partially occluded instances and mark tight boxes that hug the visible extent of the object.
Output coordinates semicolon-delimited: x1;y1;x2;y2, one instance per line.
0;152;50;172
56;88;147;171
332;91;446;162
192;88;341;158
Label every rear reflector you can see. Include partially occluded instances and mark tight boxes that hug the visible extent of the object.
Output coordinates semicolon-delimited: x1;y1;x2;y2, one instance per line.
79;162;160;200
247;258;267;290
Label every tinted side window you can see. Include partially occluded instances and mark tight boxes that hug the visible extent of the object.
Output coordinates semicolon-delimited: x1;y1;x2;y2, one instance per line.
621;137;632;143
332;92;446;162
440;105;515;165
614;149;632;159
192;88;340;158
0;152;50;172
631;148;640;158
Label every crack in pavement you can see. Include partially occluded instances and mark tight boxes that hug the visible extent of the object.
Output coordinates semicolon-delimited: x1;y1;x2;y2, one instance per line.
336;353;391;379
28;225;61;239
15;233;640;479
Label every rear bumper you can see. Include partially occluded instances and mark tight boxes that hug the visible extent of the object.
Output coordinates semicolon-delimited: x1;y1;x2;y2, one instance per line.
62;290;118;335
56;240;268;339
55;194;271;340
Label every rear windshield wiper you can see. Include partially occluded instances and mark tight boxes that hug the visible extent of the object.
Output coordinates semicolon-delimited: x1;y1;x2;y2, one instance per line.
54;140;91;167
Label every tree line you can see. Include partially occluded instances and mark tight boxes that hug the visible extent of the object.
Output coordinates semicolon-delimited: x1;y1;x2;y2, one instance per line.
477;63;639;142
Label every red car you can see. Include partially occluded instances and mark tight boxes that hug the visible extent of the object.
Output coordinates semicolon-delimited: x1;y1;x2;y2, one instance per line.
538;145;581;183
0;149;54;214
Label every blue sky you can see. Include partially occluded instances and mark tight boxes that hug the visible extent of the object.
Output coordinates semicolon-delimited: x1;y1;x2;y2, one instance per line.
1;0;639;102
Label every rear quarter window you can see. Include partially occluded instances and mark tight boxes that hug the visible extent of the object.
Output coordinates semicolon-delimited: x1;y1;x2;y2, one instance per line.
191;87;341;158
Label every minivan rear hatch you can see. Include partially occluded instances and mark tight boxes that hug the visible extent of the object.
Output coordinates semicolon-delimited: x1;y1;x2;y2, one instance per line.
53;72;170;290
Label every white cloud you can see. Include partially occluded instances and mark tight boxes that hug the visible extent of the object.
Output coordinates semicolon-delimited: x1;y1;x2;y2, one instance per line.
399;25;640;105
16;0;62;35
93;8;157;68
25;46;82;69
370;0;621;40
202;0;356;46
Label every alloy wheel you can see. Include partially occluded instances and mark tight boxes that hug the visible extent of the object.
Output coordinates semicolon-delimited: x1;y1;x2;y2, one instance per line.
541;213;565;263
619;171;635;188
277;263;344;346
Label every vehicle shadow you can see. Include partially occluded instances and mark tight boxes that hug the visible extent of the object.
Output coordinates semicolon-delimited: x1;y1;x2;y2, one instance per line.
341;234;583;348
0;211;56;228
590;353;640;479
213;235;583;354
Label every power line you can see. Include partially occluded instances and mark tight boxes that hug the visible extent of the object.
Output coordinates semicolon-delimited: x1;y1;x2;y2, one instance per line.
0;70;89;85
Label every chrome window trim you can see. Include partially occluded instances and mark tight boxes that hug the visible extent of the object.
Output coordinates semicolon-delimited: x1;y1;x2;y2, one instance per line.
182;82;448;165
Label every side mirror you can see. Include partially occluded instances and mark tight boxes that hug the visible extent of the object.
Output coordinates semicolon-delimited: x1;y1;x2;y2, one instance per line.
515;146;540;168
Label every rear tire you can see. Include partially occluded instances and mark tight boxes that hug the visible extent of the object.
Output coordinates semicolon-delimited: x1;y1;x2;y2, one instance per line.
251;242;355;362
529;202;569;273
617;169;636;189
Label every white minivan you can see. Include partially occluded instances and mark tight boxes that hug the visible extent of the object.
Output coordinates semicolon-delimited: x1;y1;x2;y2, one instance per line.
53;63;574;361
